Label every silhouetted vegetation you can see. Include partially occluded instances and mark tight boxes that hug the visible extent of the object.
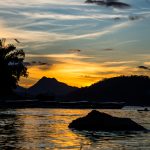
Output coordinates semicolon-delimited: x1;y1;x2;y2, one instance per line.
0;38;27;97
66;75;150;106
36;93;55;101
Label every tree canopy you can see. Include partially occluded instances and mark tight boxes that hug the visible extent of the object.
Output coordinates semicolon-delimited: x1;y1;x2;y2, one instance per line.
0;38;28;96
66;75;150;105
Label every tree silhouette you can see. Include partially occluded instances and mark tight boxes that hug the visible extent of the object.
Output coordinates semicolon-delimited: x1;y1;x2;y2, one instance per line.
66;75;150;105
0;38;28;96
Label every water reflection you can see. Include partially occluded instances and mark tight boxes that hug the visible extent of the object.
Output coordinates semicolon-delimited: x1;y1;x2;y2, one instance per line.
0;110;20;150
14;109;85;149
71;129;150;150
0;109;149;149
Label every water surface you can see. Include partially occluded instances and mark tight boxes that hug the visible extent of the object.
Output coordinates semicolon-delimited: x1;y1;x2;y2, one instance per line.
0;108;149;149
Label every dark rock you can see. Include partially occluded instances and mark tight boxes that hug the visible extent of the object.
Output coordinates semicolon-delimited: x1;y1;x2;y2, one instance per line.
69;110;146;131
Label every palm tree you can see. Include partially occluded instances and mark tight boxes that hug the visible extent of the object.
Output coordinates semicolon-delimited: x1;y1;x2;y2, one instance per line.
0;38;28;96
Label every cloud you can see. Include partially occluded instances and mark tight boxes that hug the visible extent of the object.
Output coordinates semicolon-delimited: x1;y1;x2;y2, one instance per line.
0;20;131;48
106;1;131;9
102;48;114;51
114;17;121;21
115;40;139;46
21;53;150;87
101;60;137;67
128;15;143;21
26;53;92;59
67;49;82;53
0;0;83;8
85;0;131;9
65;22;131;40
144;62;150;66
138;65;150;71
24;61;49;67
0;20;71;42
25;53;93;71
113;14;143;22
21;12;127;21
26;53;135;74
24;60;52;70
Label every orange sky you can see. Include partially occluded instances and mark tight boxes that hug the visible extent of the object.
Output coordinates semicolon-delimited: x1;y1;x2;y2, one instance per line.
1;0;150;88
19;53;148;88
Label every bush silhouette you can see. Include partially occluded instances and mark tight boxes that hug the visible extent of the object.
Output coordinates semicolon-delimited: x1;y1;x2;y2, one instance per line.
0;38;28;96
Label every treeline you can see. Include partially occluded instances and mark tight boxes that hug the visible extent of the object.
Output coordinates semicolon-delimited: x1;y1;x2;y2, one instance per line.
66;75;150;105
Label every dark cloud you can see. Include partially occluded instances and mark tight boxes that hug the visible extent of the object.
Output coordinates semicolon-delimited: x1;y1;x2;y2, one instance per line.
129;15;143;21
102;48;114;51
31;61;36;64
138;65;150;71
106;1;130;8
67;49;82;53
24;60;54;71
25;54;65;71
85;0;131;9
96;71;123;75
114;17;121;21
114;15;143;22
24;61;49;67
14;39;21;43
80;75;100;80
24;62;32;66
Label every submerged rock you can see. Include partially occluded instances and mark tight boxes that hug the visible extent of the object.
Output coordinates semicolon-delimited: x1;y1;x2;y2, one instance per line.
69;110;146;131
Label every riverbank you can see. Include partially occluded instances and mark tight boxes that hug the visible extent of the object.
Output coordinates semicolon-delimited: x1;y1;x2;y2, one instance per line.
0;100;125;109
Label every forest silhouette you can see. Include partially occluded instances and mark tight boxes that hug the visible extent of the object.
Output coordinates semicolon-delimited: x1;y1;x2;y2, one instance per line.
0;39;27;97
66;75;150;105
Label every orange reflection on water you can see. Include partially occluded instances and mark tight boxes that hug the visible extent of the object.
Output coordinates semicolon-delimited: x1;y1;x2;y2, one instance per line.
16;109;91;149
0;109;149;149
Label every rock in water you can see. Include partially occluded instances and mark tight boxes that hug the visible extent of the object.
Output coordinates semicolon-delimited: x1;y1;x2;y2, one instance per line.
69;110;146;131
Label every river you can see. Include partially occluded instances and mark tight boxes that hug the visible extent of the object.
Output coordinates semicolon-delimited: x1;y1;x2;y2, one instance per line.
0;108;149;150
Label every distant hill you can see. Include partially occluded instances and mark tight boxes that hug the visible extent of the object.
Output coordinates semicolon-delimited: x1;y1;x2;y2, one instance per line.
28;77;78;97
66;75;150;105
14;86;27;97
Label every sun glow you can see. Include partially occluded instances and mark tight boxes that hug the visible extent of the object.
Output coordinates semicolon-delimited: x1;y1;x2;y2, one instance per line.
20;57;133;88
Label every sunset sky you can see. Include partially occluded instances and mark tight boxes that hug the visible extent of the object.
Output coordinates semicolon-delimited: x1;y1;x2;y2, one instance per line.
0;0;150;87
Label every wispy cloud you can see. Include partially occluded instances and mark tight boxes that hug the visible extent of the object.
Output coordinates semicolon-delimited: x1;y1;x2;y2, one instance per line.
0;0;83;7
144;62;150;66
115;40;139;46
0;19;131;45
62;22;131;40
22;12;127;21
26;53;92;59
0;0;150;87
22;56;140;87
102;60;137;67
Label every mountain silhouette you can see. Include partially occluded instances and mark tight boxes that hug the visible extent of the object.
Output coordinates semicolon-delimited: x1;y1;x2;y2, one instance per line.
14;75;150;106
28;77;78;97
66;75;150;106
14;86;27;97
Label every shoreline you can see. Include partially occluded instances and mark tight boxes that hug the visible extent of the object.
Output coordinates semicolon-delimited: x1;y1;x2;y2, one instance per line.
0;100;149;109
0;100;124;109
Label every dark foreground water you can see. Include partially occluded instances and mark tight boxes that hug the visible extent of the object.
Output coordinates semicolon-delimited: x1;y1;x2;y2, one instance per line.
0;108;149;150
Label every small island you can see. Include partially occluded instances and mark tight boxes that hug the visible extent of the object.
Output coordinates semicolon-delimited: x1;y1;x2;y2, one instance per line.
69;110;146;131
